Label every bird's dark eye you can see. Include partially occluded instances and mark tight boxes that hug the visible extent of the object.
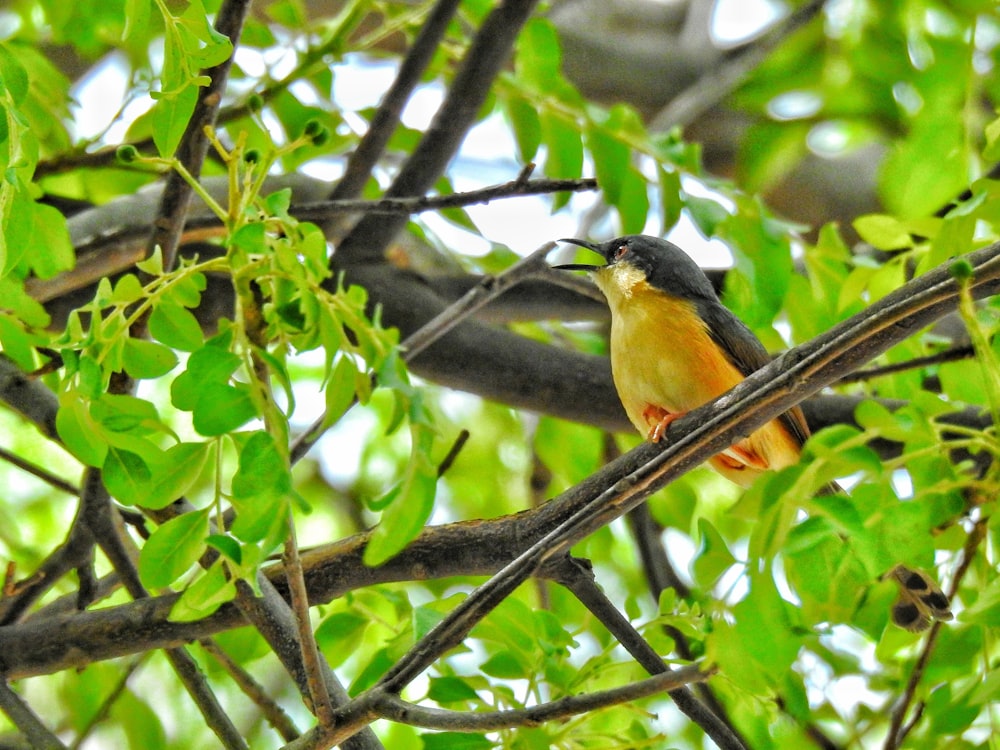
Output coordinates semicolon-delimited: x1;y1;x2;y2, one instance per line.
613;244;628;260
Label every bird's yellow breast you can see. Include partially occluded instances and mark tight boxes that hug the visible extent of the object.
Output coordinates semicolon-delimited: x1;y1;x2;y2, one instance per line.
593;266;743;426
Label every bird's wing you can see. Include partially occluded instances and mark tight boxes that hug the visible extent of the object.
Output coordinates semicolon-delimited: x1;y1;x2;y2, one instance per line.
698;300;813;448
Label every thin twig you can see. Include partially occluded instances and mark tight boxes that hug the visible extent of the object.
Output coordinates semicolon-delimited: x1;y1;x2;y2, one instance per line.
0;679;66;750
437;429;470;478
554;556;747;750
883;517;986;749
0;446;79;496
375;663;711;731
282;517;334;723
199;639;301;742
837;345;974;383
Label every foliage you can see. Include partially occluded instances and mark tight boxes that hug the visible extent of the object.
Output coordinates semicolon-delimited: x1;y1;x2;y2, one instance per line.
0;0;999;749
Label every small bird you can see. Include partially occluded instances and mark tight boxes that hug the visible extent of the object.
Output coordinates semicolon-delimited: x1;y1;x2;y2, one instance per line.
554;234;811;488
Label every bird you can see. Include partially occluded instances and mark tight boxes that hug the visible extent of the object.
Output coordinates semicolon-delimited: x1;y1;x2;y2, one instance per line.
554;234;811;488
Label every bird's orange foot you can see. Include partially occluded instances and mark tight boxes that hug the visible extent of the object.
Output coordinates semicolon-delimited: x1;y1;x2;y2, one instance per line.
642;404;685;443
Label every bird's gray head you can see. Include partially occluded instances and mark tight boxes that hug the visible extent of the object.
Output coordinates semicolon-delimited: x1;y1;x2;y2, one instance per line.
554;235;718;303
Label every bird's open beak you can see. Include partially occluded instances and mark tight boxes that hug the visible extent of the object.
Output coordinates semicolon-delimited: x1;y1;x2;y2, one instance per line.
552;238;604;272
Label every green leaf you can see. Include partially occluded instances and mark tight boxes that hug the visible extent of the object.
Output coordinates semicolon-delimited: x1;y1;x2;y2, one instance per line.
427;676;480;704
231;222;266;254
188;342;240;380
363;417;437;566
123;0;152;42
617;166;649;234
504;96;541;163
323;355;361;426
139;508;209;588
90;394;162;434
149;301;203;351
169;562;236;622
168;272;206;308
205;534;242;564
111;692;166;750
231;431;291;499
540;110;582;207
102;447;152;505
880;112;969;219
710;572;801;692
533;417;601;487
142;441;211;509
0;43;29;103
692;518;736;587
349;647;394;694
586;105;636;206
315;612;369;668
685;195;730;237
514;18;562;91
0;277;51;328
122;338;179;379
658;166;683;232
191;383;258;436
110;274;145;304
853;214;912;250
152;86;197;157
136;246;164;276
56;394;107;467
26;203;74;279
229;486;288;544
479;650;529;679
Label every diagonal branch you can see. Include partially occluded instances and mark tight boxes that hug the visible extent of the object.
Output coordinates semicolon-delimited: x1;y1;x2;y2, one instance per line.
651;0;828;130
325;0;464;209
0;678;66;750
374;662;711;732
554;556;747;750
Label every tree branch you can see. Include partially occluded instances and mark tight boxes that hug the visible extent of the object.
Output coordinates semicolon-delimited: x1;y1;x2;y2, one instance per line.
374;662;711;731
325;0;464;209
554;556;747;750
199;639;301;742
0;679;66;750
651;0;828;131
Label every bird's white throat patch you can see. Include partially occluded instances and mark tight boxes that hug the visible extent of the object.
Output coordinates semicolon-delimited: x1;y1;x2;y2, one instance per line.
593;263;647;303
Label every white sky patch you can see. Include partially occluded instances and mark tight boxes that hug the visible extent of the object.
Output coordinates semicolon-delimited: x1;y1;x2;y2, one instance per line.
712;0;785;45
69;51;131;141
